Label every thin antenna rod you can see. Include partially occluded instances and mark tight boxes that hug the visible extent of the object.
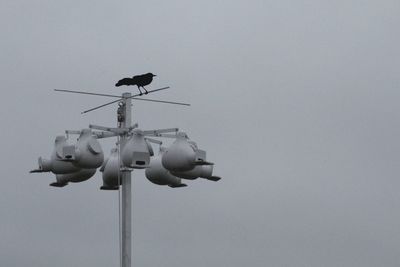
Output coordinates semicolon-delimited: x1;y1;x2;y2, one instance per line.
81;87;170;114
55;87;190;113
129;98;190;106
55;89;189;106
54;89;121;98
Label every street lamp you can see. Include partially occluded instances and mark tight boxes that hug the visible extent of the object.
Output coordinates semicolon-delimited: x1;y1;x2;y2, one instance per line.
30;87;221;267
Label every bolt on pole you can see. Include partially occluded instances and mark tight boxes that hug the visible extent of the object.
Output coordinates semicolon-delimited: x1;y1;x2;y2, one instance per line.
120;92;132;267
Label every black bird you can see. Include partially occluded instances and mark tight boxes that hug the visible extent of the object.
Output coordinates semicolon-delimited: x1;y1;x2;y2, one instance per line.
115;73;156;95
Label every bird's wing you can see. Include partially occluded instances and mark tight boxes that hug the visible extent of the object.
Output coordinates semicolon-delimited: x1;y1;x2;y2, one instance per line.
131;75;142;83
116;77;134;86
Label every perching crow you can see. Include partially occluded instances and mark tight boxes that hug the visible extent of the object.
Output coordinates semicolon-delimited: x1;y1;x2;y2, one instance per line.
115;73;156;95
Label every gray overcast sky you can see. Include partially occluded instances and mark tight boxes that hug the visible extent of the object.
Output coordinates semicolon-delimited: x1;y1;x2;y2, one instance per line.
1;0;400;266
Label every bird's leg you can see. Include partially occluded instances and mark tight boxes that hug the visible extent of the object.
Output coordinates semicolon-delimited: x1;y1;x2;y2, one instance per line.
142;86;149;94
137;86;143;96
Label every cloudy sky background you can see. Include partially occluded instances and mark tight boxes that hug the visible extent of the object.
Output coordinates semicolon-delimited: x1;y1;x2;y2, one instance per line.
1;0;400;266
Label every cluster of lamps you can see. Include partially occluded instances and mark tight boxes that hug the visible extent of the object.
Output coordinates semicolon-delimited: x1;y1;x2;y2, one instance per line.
30;126;220;189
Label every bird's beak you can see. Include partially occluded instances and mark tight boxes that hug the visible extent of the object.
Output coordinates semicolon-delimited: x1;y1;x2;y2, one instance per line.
153;74;157;77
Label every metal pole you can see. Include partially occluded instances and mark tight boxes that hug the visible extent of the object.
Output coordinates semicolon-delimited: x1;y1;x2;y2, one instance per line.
120;92;132;267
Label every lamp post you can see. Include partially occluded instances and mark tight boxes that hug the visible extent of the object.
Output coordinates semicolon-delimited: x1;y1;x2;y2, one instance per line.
120;93;132;267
